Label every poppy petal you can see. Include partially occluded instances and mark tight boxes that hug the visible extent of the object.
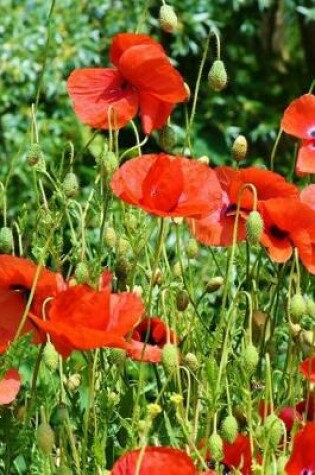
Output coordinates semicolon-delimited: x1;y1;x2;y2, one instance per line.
67;68;139;129
300;184;315;211
281;93;315;139
138;92;174;134
296;140;315;175
0;369;21;405
285;422;315;474
110;33;163;66
300;356;315;383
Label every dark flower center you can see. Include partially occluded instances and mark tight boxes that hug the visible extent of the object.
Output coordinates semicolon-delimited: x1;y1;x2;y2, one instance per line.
225;203;238;215
269;225;289;240
310;128;315;138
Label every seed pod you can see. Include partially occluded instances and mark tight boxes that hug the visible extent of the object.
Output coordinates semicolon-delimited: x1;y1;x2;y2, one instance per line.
158;125;177;152
205;276;224;293
36;422;55;455
221;415;238;444
176;289;189;311
208;60;227;92
290;294;306;323
232;135;248;161
209;433;223;462
162;343;179;374
62;172;79;198
246;210;263;246
242;344;259;376
264;414;284;449
185;238;199;259
159;4;178;33
74;262;89;284
0;227;13;253
43;342;59;372
26;143;44;166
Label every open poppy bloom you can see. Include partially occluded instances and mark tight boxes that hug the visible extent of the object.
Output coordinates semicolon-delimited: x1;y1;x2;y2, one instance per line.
188;166;298;246
29;276;145;358
126;317;177;363
259;198;315;273
296;394;315;422
0;255;64;353
300;356;315;383
281;94;315;175
67;33;188;134
111;153;222;218
285;422;315;474
111;446;197;475
300;184;315;211
0;369;21;405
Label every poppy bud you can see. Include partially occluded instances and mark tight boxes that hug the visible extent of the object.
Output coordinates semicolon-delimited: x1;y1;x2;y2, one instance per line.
232;135;248;161
51;403;69;427
43;342;59;372
56;466;73;475
289;294;306;323
0;226;13;253
105;151;119;174
221;415;238;444
152;268;163;286
62;172;79;198
264;414;284;449
162;343;179;374
26;143;44;166
172;261;182;278
117;236;131;256
205;276;224;293
66;373;82;391
242;344;259;376
208;60;227;92
176;289;189;311
108;348;126;367
158;124;177;152
183;352;199;372
306;298;315;319
246;210;264;246
205;356;219;386
36;422;55;455
115;257;131;280
198;155;210;166
74;262;89;284
125;214;138;231
185;238;199;259
104;227;117;248
159;4;178;33
209;433;223;462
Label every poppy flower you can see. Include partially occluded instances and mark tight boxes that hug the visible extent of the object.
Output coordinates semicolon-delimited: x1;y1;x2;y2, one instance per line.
0;369;21;405
281;94;315;175
300;356;315;383
67;33;188;134
29;277;145;358
285;422;315;474
204;433;253;475
259;198;315;273
111;446;197;475
296;393;315;422
300;184;315;211
0;255;64;353
126;317;177;363
110;153;222;218
188;166;298;246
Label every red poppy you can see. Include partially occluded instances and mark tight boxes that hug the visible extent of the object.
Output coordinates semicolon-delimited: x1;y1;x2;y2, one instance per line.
188;166;298;246
0;369;21;405
278;407;303;433
300;184;315;211
204;433;253;475
259;198;315;273
300;356;315;383
126;317;177;363
285;422;315;474
281;94;315;175
0;255;64;353
110;153;222;218
111;446;196;475
29;277;144;358
296;393;315;422
67;33;188;134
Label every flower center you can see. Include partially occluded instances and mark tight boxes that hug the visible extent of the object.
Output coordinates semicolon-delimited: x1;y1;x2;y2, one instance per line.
269;225;289;240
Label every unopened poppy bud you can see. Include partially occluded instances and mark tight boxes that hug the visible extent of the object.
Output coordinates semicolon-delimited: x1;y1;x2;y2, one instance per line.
242;344;259;376
206;276;224;293
307;299;315;319
246;210;263;246
117;237;131;256
264;414;284;449
125;214;138;231
185;238;199;259
43;342;59;372
67;373;82;391
62;172;79;198
162;343;179;374
147;403;162;419
74;262;89;284
176;289;189;311
159;4;178;33
0;226;13;253
51;403;69;427
232;135;248;161
208;60;227;92
206;355;219;385
198;155;210;166
183;352;199;372
209;433;223;462
105;151;119;174
289;294;306;323
104;227;117;248
108;348;126;367
158;125;177;152
36;422;55;455
26;143;44;166
221;415;238;444
172;261;182;278
115;258;131;280
151;268;163;286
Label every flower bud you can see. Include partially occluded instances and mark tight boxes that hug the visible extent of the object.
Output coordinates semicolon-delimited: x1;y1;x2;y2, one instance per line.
264;414;284;449
74;262;89;284
147;403;162;419
198;155;210;166
158;125;177;152
221;415;238;444
209;433;223;462
108;348;126;367
183;352;199;372
67;373;82;391
176;289;189;311
232;135;248;161
117;236;131;256
0;226;13;253
43;342;59;372
246;210;263;246
289;294;306;323
62;172;79;198
26;143;44;166
151;268;163;286
172;261;182;278
104;227;117;248
159;4;177;33
205;276;224;293
185;238;199;259
36;422;55;455
208;60;227;92
242;344;259;376
162;343;179;374
105;151;119;174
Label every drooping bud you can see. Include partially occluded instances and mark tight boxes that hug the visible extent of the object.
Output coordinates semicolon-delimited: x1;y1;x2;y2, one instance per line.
74;262;89;284
36;422;55;455
185;238;199;259
232;135;248;161
246;210;264;246
176;289;189;311
43;342;59;372
0;226;13;253
221;415;238;444
242;344;259;376
205;276;224;293
208;60;227;92
162;343;179;374
67;373;82;391
209;433;223;462
289;294;306;323
26;143;44;166
62;172;79;198
158;125;177;153
159;4;178;33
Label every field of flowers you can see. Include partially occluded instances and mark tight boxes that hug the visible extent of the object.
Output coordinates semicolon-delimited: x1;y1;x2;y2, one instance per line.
0;1;315;474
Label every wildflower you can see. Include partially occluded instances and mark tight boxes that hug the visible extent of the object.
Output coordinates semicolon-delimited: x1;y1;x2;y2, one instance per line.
110;153;222;218
281;93;315;175
0;369;21;405
300;356;315;383
204;433;253;475
300;184;315;210
67;33;188;134
285;422;315;474
126;317;177;363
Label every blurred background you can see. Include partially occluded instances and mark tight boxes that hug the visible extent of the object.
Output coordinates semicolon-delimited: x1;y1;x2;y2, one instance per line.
0;0;314;196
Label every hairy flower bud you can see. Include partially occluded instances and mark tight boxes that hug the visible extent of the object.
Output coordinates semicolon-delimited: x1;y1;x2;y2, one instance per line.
26;143;44;166
205;276;224;293
104;227;117;248
209;433;223;462
232;135;248;161
176;289;189;311
0;226;13;253
159;4;178;33
185;238;199;259
208;60;227;92
264;414;284;449
43;342;59;372
74;262;89;284
183;352;199;372
246;210;264;246
242;344;259;376
221;415;238;444
62;172;79;198
36;422;55;455
162;343;179;374
158;125;177;152
290;294;306;323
